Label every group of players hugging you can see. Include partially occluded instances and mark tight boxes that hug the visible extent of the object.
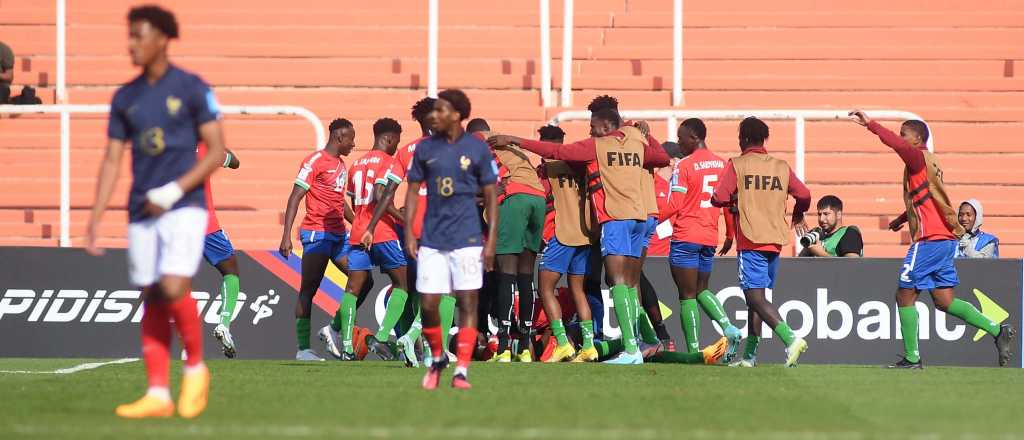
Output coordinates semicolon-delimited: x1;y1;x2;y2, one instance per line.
91;5;1014;418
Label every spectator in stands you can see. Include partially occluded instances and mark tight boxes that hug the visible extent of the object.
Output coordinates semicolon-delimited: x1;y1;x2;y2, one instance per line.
0;40;13;103
0;41;40;106
799;195;863;257
957;199;999;258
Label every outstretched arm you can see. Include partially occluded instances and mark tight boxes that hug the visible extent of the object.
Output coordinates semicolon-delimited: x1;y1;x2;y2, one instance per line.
850;110;924;172
488;135;597;162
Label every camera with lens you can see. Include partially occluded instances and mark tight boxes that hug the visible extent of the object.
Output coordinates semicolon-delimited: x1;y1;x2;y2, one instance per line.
800;227;823;247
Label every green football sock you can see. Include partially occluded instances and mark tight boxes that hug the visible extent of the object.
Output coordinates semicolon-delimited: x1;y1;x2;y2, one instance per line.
330;309;342;333
551;319;569;346
774;322;796;346
579;319;595;349
610;285;638;354
650;350;704;364
743;335;760;360
679;299;700;353
440;295;457;351
637;310;660;344
219;274;240;327
628;288;641;343
697;289;731;329
296;318;311;350
947;298;1000;337
898;306;920;363
595;338;625;358
395;291;420;337
375;288;409;341
403;310;423;342
338;293;358;354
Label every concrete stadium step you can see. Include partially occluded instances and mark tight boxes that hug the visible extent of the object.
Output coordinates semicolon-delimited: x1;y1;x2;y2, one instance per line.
630;0;1020;12
10;22;1024;61
613;11;1024;27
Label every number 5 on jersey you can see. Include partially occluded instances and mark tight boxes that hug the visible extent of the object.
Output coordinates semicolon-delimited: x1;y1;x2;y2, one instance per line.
700;174;718;208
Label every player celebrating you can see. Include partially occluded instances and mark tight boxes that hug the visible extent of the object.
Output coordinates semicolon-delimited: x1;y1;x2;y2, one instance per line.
586;95;666;355
663;119;742;361
467;118;545;363
279;118;356;361
711;117;811;368
488;107;670;365
850;111;1015;368
198;143;242;358
531;125;599;363
86;5;222;418
337;118;409;361
408;89;498;390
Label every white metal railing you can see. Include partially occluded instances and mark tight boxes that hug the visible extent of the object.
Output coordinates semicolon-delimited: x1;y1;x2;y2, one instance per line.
549;109;935;182
539;0;552;107
672;0;683;106
0;104;326;248
427;0;439;98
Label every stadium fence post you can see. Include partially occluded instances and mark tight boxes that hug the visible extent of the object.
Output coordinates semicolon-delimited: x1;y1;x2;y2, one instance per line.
560;0;574;106
57;0;71;247
540;0;552;107
672;0;683;107
428;0;439;98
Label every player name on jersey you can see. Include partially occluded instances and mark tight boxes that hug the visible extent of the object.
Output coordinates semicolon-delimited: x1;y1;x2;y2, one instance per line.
693;160;726;171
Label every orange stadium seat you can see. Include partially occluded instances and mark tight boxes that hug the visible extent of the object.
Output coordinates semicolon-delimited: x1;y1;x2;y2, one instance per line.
1;0;1021;256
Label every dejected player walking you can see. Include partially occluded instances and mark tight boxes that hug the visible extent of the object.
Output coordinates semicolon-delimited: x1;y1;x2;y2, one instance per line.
406;89;498;390
86;5;224;418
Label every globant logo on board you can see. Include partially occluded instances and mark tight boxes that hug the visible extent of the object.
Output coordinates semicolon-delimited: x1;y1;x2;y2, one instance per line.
714;286;1008;343
0;289;282;325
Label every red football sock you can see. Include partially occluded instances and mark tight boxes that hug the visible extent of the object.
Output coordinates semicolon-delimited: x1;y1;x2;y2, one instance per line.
456;327;478;369
140;301;171;389
167;293;204;368
423;326;443;360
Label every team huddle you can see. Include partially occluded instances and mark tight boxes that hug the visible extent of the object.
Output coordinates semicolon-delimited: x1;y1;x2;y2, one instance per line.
83;5;1015;418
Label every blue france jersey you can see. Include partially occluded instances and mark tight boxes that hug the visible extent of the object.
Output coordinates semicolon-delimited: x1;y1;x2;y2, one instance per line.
407;133;498;250
108;65;221;222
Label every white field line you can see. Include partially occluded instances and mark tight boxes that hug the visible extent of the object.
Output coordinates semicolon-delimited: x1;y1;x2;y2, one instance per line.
0;358;137;374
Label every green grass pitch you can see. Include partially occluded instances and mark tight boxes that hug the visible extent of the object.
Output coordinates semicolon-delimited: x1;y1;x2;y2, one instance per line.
1;358;1021;439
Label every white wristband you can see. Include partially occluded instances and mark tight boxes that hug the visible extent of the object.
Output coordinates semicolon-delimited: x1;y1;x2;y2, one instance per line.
145;182;184;210
222;152;233;168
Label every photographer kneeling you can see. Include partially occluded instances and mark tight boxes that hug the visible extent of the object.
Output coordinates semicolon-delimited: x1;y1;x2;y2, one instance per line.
799;195;863;257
